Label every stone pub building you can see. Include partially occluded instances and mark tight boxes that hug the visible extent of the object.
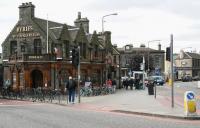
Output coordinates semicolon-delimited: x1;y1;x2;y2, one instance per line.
2;2;120;90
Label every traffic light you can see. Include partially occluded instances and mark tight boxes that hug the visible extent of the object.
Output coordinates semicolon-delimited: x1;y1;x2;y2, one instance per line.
72;47;79;68
166;47;171;61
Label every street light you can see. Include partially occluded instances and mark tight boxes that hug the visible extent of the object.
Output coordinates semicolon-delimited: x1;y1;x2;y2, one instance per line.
102;13;118;33
147;40;161;75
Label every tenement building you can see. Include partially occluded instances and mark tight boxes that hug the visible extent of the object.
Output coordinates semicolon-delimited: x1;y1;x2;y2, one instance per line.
118;44;165;77
2;2;120;90
174;50;200;80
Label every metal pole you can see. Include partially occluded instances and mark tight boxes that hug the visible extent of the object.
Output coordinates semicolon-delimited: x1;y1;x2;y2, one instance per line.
170;34;174;108
102;13;118;34
102;16;104;33
155;82;157;99
148;42;150;73
142;56;145;90
78;46;81;103
47;14;49;53
119;55;121;89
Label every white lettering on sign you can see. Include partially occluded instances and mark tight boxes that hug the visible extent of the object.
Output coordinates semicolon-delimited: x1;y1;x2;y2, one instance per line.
12;25;40;38
16;26;33;33
28;56;43;59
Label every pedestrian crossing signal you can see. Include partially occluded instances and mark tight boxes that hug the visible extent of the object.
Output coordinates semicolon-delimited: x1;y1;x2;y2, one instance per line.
166;47;171;61
72;47;79;68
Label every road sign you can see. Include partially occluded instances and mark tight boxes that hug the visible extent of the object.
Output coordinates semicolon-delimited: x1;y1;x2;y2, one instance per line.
184;91;196;116
187;93;194;100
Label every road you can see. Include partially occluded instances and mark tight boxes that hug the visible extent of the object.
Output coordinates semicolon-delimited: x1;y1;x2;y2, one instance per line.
157;81;200;110
0;103;199;128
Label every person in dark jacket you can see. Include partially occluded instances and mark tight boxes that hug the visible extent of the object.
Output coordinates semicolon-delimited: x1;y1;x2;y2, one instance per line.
65;76;77;104
129;78;134;90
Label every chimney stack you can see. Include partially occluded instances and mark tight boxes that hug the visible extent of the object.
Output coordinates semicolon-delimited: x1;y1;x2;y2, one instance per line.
19;2;35;20
158;43;161;50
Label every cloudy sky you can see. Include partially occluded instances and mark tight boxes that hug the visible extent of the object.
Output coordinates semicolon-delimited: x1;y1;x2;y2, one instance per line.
1;0;200;53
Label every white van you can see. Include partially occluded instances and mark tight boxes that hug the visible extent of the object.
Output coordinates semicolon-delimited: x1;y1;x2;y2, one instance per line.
131;71;147;80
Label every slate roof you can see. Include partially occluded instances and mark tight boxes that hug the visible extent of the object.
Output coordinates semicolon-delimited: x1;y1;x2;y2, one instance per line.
68;29;79;41
34;17;77;42
118;47;164;53
186;52;200;59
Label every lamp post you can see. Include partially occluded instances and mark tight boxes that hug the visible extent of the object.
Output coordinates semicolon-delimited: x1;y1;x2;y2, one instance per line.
102;13;117;81
102;13;118;33
147;40;161;75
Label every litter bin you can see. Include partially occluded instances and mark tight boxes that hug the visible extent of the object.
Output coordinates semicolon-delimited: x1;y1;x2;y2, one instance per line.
147;81;154;95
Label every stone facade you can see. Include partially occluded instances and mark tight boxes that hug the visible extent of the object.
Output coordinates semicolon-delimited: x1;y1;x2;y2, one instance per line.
118;44;165;77
174;50;200;79
1;2;120;90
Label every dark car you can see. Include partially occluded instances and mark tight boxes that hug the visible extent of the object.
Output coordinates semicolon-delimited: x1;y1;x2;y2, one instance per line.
193;76;200;81
182;75;192;82
147;76;165;86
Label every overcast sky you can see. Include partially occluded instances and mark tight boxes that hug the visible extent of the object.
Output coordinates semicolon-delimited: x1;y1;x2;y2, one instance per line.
1;0;200;53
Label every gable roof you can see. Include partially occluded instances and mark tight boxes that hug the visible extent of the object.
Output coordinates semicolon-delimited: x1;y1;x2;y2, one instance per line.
186;52;200;59
68;28;79;41
34;17;63;41
118;47;164;53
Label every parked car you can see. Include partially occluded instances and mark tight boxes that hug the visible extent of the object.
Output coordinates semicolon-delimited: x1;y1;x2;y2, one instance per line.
193;76;200;81
148;76;165;86
181;75;192;82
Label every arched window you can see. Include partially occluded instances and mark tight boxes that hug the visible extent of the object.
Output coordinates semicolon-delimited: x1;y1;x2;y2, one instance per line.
34;39;42;54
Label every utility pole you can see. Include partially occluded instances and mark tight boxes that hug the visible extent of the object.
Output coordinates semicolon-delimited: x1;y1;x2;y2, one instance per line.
77;46;81;103
170;34;174;108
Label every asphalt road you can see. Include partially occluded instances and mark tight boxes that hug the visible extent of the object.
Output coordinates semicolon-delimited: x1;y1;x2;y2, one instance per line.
0;103;199;128
157;81;200;109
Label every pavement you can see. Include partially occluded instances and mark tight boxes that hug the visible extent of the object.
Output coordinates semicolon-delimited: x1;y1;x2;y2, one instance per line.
1;85;200;120
69;86;200;120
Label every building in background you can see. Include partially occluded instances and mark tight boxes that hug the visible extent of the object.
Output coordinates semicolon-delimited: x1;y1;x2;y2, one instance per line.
1;2;119;90
0;53;3;88
174;50;200;80
118;44;165;77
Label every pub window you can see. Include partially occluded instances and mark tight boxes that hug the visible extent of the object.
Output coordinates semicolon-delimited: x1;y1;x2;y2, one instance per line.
79;42;86;58
83;43;86;58
21;45;25;53
10;41;17;54
64;40;69;57
94;45;98;58
114;56;117;64
34;39;42;54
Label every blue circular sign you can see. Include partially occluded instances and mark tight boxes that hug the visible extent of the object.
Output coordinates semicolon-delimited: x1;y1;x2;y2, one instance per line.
187;93;194;100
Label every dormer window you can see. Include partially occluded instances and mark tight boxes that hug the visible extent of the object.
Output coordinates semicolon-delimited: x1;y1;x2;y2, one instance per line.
125;46;130;51
10;41;17;54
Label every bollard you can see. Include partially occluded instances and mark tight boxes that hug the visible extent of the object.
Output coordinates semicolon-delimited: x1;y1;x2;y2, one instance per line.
184;91;197;116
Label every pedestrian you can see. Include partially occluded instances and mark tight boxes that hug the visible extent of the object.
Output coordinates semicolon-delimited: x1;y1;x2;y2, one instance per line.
135;76;140;90
112;79;117;93
129;78;134;90
106;79;113;93
124;79;129;90
65;76;77;104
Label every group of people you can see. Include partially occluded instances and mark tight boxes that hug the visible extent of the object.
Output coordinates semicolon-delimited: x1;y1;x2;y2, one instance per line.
122;77;143;90
65;77;117;104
